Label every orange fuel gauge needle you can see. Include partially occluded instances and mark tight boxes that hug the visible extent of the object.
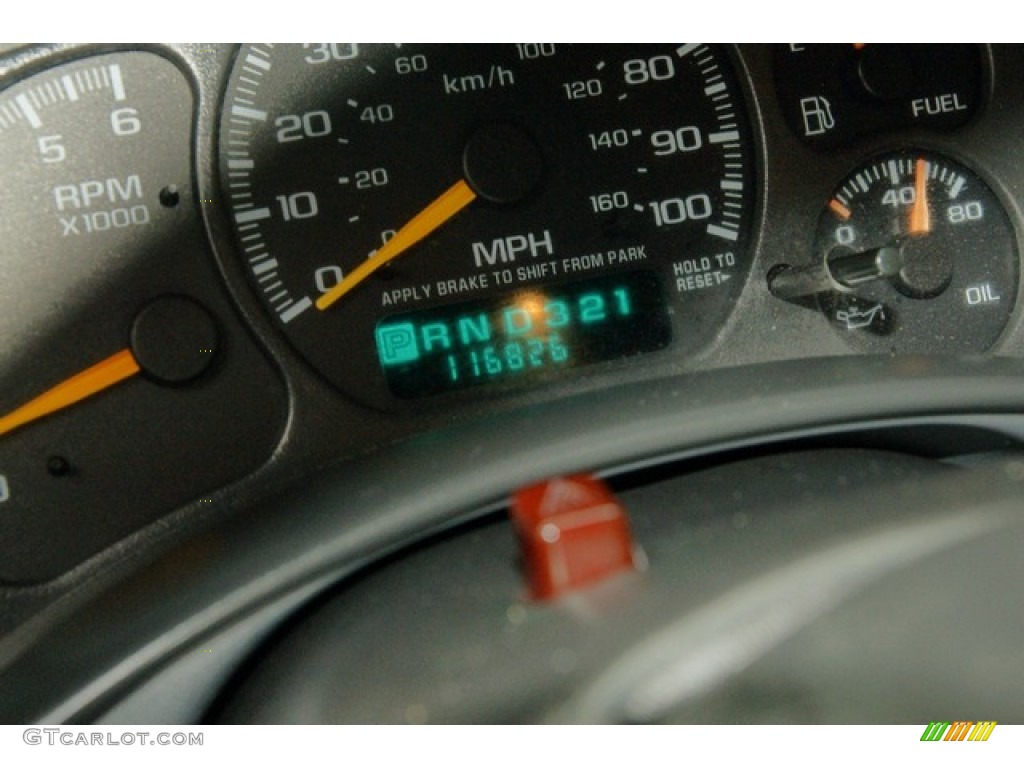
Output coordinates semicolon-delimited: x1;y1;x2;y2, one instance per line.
0;349;140;439
908;157;931;235
316;179;477;311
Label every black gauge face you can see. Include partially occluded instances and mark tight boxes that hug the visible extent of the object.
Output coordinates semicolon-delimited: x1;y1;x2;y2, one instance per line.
774;44;983;149
812;150;1018;353
218;44;757;405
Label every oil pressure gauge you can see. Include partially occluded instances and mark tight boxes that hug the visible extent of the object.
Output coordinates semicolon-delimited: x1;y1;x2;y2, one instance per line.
771;150;1018;354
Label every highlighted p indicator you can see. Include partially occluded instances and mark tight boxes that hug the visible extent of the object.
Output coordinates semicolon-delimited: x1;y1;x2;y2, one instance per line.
376;322;420;366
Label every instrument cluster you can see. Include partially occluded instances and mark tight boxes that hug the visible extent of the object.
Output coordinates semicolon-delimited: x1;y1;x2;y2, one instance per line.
0;43;1022;586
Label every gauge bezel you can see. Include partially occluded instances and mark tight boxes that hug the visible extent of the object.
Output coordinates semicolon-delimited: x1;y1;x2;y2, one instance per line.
214;43;766;414
806;144;1022;355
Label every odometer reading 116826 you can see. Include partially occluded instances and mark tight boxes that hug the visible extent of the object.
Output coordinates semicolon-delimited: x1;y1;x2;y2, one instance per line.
376;272;671;398
218;44;756;404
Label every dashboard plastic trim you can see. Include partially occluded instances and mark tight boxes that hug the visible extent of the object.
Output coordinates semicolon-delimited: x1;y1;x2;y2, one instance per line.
4;355;1024;722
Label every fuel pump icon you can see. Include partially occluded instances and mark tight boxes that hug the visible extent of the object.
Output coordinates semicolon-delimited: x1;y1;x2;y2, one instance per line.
800;96;835;136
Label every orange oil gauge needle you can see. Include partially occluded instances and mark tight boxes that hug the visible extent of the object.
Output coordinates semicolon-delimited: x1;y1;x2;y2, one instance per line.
316;178;478;311
0;349;140;439
909;157;931;235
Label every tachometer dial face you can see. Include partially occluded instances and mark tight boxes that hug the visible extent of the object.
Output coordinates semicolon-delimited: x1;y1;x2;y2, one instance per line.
812;150;1018;353
0;51;286;582
219;44;757;405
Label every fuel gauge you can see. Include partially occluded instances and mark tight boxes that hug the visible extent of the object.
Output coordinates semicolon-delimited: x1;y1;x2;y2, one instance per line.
774;45;983;149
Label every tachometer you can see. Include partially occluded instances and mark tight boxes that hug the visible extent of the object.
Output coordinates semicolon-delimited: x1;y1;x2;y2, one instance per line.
218;44;757;405
0;50;286;582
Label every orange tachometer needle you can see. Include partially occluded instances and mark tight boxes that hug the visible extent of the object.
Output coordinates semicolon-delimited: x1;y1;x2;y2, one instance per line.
316;179;478;311
908;157;931;235
0;349;140;439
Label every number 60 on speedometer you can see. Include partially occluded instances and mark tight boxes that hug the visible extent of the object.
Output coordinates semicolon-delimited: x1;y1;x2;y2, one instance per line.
218;44;757;405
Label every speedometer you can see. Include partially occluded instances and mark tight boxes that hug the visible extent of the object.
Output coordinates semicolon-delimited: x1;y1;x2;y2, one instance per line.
218;44;757;405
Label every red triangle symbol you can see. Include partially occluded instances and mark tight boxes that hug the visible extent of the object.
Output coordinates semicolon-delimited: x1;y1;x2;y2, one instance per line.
538;477;601;516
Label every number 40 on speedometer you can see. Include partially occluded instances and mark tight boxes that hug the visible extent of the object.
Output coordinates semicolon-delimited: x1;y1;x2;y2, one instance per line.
218;44;756;404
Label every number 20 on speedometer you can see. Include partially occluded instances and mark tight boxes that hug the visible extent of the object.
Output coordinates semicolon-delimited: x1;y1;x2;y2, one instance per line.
218;44;756;405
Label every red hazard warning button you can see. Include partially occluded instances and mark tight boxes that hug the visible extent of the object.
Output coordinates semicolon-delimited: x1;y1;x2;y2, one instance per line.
510;474;636;600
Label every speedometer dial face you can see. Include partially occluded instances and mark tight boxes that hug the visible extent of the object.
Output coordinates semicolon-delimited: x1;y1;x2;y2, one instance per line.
219;44;756;405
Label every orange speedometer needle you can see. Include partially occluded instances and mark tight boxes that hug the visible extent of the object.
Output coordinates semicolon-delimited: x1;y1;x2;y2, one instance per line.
0;349;140;439
908;157;931;235
316;179;477;311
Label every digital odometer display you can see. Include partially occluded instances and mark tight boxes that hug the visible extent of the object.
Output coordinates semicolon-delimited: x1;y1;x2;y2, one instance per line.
376;272;670;398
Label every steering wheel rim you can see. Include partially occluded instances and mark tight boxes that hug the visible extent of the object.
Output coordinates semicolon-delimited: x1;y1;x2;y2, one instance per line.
3;355;1024;724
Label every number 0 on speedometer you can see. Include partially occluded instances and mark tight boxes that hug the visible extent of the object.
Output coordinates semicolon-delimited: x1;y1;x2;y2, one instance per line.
218;44;757;405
